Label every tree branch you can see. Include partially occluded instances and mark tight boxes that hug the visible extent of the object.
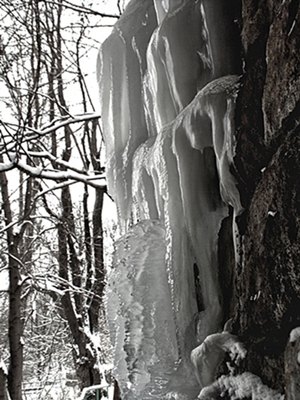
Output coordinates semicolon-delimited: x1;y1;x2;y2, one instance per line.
14;158;106;188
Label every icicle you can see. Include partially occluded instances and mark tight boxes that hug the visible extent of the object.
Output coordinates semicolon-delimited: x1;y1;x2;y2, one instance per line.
99;0;243;398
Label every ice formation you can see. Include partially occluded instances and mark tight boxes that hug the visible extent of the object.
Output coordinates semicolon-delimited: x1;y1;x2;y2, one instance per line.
98;0;242;398
288;327;300;343
284;326;300;400
191;331;246;388
198;372;284;400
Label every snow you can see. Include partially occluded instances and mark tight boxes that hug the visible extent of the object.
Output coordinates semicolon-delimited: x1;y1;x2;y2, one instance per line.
198;372;284;400
289;327;300;343
0;161;14;172
16;158;105;188
191;332;246;388
0;358;8;375
98;0;242;398
79;383;110;400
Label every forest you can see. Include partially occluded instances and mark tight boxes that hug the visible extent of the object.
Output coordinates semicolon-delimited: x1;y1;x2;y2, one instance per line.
0;1;124;399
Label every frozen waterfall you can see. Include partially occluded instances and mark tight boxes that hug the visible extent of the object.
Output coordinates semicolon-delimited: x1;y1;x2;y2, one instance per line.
98;0;242;398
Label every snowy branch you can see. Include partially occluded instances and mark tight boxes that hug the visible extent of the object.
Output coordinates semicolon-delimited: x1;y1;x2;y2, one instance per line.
14;159;106;188
0;161;14;172
79;384;110;400
47;0;120;18
31;112;101;137
28;149;94;176
6;112;100;138
0;113;102;154
0;116;106;205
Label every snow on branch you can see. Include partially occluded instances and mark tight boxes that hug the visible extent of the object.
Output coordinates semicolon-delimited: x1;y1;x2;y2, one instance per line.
28;149;95;176
0;112;102;154
13;158;105;189
0;161;14;172
0;113;106;187
79;384;110;400
30;112;101;137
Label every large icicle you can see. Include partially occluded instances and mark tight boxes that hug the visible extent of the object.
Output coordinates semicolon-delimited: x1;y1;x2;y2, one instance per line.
98;0;242;398
144;0;213;134
97;0;158;224
106;220;198;399
132;74;241;351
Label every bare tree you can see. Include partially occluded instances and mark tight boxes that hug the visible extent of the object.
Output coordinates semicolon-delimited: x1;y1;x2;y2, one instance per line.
0;0;120;398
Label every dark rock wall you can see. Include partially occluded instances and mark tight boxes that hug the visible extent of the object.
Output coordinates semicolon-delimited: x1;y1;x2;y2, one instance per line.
231;0;300;392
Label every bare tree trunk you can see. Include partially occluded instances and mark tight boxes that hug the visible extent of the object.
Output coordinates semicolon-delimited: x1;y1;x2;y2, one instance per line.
58;185;102;388
0;163;23;400
0;366;8;400
89;187;105;331
7;250;22;400
113;380;121;400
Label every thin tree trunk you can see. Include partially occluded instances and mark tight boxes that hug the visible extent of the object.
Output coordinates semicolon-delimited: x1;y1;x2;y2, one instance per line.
0;366;8;400
113;380;121;400
7;248;23;400
90;187;105;331
0;161;23;400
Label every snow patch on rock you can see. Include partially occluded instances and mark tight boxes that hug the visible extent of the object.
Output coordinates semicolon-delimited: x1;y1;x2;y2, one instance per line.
191;332;246;388
198;372;284;400
289;327;300;343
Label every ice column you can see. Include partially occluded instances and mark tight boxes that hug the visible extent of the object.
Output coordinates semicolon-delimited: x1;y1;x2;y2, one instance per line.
98;0;242;398
97;0;157;223
106;220;185;399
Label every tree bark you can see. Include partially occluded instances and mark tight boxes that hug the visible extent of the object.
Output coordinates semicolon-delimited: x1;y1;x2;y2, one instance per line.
7;250;23;400
113;380;121;400
0;367;8;400
0;164;23;400
57;185;104;388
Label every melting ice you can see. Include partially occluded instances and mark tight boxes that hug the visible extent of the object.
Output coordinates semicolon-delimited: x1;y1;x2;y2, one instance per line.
98;0;242;398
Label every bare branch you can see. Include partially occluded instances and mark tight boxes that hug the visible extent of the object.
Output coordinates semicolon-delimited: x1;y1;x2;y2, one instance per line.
50;0;121;19
0;113;101;155
14;158;106;188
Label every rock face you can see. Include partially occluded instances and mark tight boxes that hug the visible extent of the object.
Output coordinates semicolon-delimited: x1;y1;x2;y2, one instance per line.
231;0;300;393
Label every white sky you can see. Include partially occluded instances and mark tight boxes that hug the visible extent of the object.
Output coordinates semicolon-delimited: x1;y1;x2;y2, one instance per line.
0;269;9;291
